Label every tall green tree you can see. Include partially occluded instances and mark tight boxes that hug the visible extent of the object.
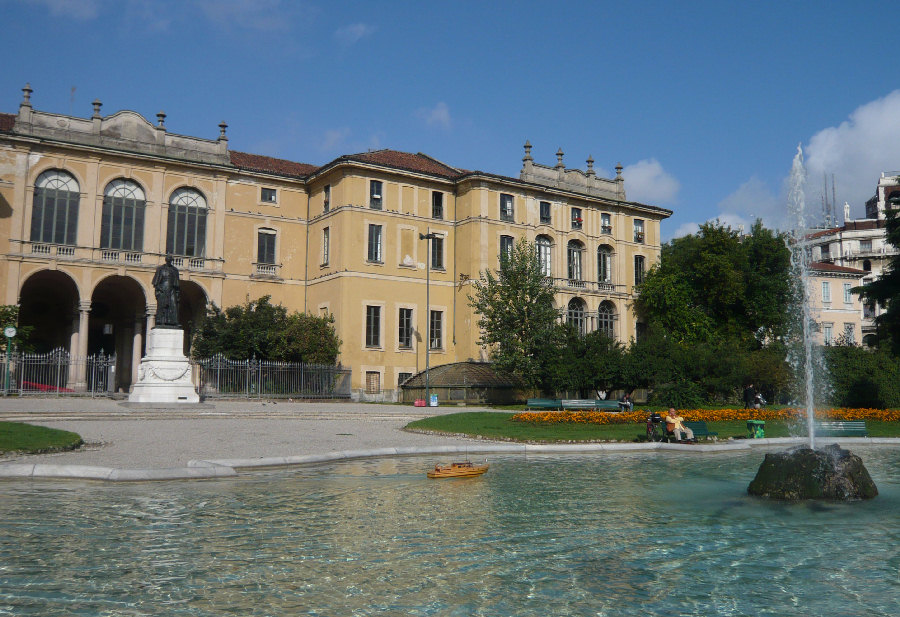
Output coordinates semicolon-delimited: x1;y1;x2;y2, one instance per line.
468;238;564;390
191;296;341;364
856;194;900;354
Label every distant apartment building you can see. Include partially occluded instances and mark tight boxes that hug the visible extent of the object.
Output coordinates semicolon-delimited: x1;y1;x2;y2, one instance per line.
803;172;900;345
0;85;671;400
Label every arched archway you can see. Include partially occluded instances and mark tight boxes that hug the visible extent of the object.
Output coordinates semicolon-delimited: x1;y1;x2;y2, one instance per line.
18;270;80;353
90;276;146;392
178;279;208;356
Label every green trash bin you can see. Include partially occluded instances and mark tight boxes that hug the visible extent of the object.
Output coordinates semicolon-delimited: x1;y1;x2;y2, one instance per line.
747;419;765;439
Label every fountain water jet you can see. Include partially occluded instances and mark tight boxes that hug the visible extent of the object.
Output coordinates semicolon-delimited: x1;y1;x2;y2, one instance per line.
748;145;877;500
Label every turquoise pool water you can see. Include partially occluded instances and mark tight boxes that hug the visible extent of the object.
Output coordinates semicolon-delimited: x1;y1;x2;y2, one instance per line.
2;447;899;616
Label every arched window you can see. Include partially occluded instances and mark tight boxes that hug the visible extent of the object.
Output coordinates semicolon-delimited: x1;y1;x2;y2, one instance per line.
101;179;146;251
536;235;553;277
166;188;208;257
598;301;616;338
597;245;613;284
567;240;584;281
31;170;79;245
567;298;587;335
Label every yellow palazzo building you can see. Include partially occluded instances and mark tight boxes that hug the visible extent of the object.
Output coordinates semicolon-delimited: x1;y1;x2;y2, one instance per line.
0;86;670;401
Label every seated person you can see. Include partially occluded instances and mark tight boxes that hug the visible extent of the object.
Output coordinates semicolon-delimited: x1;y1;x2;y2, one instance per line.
665;407;694;441
618;393;633;411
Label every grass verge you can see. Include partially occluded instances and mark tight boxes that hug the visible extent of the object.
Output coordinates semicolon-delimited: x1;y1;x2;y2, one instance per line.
0;422;84;454
405;412;900;442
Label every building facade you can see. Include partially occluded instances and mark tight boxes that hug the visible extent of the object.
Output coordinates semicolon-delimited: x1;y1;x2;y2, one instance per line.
0;86;671;400
804;172;900;345
807;262;866;346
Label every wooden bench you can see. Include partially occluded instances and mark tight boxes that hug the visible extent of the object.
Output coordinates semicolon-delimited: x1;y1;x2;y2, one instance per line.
814;421;868;437
526;398;562;410
664;421;718;442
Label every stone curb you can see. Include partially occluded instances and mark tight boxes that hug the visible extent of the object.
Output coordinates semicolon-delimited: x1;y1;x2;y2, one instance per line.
2;437;896;482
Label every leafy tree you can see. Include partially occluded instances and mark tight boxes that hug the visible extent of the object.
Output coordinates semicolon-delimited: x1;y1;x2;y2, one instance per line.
856;196;900;354
0;305;35;353
468;238;564;391
191;296;341;363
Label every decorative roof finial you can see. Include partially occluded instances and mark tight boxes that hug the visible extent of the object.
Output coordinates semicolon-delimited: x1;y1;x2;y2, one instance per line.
523;140;533;162
615;162;623;180
21;83;33;107
92;99;102;118
586;155;595;177
555;147;565;169
156;111;166;128
218;121;228;140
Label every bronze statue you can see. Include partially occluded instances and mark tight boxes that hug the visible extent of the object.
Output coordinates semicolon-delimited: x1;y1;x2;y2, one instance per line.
152;255;180;327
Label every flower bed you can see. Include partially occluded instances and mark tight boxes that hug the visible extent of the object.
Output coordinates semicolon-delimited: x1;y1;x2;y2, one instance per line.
510;408;900;425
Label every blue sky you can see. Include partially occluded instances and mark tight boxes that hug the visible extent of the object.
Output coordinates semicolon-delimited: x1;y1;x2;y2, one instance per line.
3;0;900;239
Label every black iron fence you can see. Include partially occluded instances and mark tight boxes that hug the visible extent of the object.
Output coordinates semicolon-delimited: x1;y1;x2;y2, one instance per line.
1;349;115;397
195;355;352;399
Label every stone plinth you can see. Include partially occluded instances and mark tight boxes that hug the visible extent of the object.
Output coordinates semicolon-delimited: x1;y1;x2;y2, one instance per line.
128;328;199;403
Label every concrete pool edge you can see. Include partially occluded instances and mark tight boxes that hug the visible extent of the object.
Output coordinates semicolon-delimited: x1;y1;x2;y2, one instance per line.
2;436;897;481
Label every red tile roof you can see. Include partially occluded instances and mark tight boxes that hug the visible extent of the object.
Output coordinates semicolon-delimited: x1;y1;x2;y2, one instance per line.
229;150;318;178
0;113;15;132
341;149;462;179
806;220;883;239
809;261;867;275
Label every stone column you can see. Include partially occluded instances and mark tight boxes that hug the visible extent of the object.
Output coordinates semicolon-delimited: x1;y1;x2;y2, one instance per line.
146;305;156;332
66;307;80;390
72;301;91;390
131;314;144;388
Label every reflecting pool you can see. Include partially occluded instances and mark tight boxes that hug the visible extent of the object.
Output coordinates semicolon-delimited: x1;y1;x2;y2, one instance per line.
2;448;900;616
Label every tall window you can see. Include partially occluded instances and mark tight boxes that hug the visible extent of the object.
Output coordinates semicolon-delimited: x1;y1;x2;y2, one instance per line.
567;298;586;335
843;323;855;344
822;281;831;303
634;255;645;285
31;169;79;245
323;184;331;213
536;235;552;277
101;179;146;251
567;240;583;281
598;302;616;338
539;201;551;224
257;228;276;264
366;371;381;394
633;219;645;243
429;310;443;349
500;235;514;262
431;235;444;269
322;227;330;265
598;246;612;283
500;193;514;222
398;308;413;349
365;306;381;347
370;180;383;209
823;323;833;345
860;239;872;252
367;224;383;262
843;283;853;304
601;213;612;234
166;188;207;257
432;191;443;219
571;207;583;230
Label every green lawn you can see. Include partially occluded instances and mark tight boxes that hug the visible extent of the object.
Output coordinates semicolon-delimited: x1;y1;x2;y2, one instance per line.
405;412;900;442
0;421;84;454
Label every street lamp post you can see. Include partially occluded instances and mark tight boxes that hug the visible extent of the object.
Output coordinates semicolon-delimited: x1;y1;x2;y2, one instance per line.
419;232;438;406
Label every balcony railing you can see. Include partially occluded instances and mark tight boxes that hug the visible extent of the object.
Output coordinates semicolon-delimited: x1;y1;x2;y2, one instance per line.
11;240;224;274
601;225;613;235
553;278;626;294
634;232;645;243
254;263;279;277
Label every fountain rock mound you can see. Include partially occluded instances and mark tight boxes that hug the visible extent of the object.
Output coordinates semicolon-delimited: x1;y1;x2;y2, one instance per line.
748;444;877;500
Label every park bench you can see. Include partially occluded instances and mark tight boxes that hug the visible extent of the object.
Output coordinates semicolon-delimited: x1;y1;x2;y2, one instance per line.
814;421;868;437
561;399;599;410
663;420;718;442
596;400;623;411
526;398;562;410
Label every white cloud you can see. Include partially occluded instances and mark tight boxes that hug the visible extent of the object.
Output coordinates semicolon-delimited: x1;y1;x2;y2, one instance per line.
416;102;451;130
621;159;680;205
805;89;900;218
334;22;376;46
716;176;779;229
671;222;700;239
196;0;293;32
320;127;352;152
25;0;101;19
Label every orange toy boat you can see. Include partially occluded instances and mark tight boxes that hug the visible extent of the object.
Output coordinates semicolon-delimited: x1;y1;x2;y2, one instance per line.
427;460;489;479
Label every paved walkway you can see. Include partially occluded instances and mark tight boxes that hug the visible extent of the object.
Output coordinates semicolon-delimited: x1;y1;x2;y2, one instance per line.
1;397;891;481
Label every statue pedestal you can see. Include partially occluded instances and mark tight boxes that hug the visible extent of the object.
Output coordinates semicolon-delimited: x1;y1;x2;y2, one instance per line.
128;327;199;403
